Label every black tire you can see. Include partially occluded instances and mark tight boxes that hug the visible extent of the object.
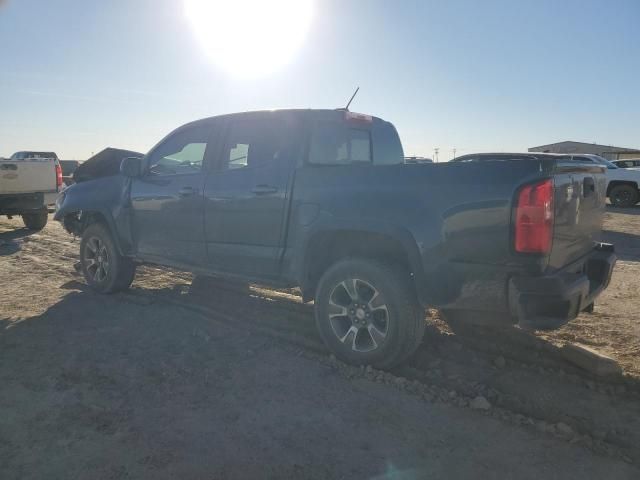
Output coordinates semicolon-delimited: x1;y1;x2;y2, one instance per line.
22;210;48;230
609;185;639;208
314;259;425;369
80;223;136;294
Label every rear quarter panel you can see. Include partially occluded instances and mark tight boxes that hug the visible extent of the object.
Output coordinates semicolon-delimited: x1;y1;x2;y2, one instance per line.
287;160;546;309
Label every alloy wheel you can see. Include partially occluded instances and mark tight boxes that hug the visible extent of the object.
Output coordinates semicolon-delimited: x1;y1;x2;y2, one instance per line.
84;237;110;282
327;278;389;352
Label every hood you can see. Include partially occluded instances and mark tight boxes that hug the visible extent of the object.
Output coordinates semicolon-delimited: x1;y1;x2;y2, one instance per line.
73;147;143;183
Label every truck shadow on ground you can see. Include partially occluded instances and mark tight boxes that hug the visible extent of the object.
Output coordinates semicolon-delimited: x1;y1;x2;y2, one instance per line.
0;227;37;256
56;276;640;392
3;277;640;467
606;205;640;216
599;230;640;262
7;289;640;478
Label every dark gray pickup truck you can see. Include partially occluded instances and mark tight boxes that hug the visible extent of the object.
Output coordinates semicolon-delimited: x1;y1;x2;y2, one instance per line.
55;109;616;367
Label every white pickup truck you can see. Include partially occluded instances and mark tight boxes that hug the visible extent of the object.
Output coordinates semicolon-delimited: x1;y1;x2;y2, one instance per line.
569;155;640;208
0;151;63;230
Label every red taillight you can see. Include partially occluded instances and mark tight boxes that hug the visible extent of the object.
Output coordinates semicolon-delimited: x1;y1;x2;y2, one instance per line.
514;178;554;254
55;162;63;190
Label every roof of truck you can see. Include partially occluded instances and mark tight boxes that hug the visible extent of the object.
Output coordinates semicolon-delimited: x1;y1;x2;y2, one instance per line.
182;108;382;127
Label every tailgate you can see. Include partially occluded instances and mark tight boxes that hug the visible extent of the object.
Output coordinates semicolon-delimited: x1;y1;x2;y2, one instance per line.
0;159;56;194
548;160;607;270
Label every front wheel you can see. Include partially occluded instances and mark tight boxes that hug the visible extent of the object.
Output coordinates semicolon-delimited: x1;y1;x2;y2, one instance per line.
314;259;425;369
22;209;48;230
80;223;136;293
609;185;639;208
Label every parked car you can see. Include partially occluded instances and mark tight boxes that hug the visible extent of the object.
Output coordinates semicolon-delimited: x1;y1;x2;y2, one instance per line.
613;158;640;170
405;156;433;164
55;109;616;367
574;155;640;208
1;151;63;229
455;153;640;208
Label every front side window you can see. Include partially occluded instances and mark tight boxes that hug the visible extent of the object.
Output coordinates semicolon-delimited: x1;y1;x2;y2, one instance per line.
309;123;372;165
147;124;212;175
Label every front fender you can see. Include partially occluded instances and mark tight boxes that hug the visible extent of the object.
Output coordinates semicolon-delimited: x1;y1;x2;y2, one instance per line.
54;175;134;255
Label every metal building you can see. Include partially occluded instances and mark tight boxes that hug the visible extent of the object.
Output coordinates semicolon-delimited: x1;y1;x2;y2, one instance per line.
528;141;640;160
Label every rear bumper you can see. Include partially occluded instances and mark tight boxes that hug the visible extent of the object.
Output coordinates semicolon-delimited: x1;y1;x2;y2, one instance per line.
508;243;616;330
0;192;46;215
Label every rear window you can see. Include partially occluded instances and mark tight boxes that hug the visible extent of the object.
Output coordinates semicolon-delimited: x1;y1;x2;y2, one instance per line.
308;122;372;165
308;119;404;166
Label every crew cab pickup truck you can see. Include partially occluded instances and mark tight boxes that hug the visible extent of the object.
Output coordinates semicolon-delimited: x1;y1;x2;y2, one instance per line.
1;151;63;230
54;109;616;367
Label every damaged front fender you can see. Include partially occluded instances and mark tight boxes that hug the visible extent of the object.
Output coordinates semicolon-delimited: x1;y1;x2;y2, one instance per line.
54;175;135;256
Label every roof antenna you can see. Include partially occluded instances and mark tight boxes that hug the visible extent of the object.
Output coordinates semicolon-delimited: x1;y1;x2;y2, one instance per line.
344;87;360;111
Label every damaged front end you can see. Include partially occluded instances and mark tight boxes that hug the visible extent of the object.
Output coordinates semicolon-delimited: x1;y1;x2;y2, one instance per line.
60;210;86;236
54;174;135;255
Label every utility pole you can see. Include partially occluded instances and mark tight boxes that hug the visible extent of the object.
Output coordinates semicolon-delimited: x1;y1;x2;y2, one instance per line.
434;147;439;163
452;148;457;160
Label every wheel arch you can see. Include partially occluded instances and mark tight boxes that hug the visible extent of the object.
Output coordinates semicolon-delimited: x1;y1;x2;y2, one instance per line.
299;227;424;304
606;180;639;196
61;209;127;256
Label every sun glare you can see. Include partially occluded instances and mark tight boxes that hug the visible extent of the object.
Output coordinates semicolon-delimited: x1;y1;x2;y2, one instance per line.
185;0;314;77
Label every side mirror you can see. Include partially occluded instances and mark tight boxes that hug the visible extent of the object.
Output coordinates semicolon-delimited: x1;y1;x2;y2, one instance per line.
120;157;142;177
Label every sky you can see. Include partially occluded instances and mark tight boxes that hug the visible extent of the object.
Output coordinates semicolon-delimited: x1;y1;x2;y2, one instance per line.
1;0;639;161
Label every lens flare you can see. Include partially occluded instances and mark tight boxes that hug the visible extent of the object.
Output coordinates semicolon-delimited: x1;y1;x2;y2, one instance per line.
185;0;314;77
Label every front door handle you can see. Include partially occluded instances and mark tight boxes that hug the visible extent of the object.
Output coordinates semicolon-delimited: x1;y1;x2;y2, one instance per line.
251;184;278;195
178;186;195;197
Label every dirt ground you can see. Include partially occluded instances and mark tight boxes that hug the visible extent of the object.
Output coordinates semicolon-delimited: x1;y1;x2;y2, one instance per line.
1;207;639;479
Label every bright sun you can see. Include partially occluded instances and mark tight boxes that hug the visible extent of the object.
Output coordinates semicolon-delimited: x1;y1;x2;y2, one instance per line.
185;0;314;77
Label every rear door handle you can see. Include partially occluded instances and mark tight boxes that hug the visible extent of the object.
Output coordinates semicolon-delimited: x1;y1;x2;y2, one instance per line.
251;184;278;195
178;186;195;197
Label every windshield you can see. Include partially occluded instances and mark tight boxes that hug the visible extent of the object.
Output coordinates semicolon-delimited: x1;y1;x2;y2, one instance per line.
593;156;619;169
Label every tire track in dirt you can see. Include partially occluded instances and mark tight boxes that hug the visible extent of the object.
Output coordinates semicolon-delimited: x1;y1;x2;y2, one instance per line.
127;277;640;464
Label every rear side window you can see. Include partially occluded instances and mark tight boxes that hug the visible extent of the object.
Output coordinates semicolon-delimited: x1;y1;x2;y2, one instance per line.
309;123;372;165
222;118;290;171
372;122;404;165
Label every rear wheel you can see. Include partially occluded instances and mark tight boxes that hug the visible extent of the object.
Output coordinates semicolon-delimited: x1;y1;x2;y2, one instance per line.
314;259;425;369
22;209;48;230
609;185;639;208
80;223;136;293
